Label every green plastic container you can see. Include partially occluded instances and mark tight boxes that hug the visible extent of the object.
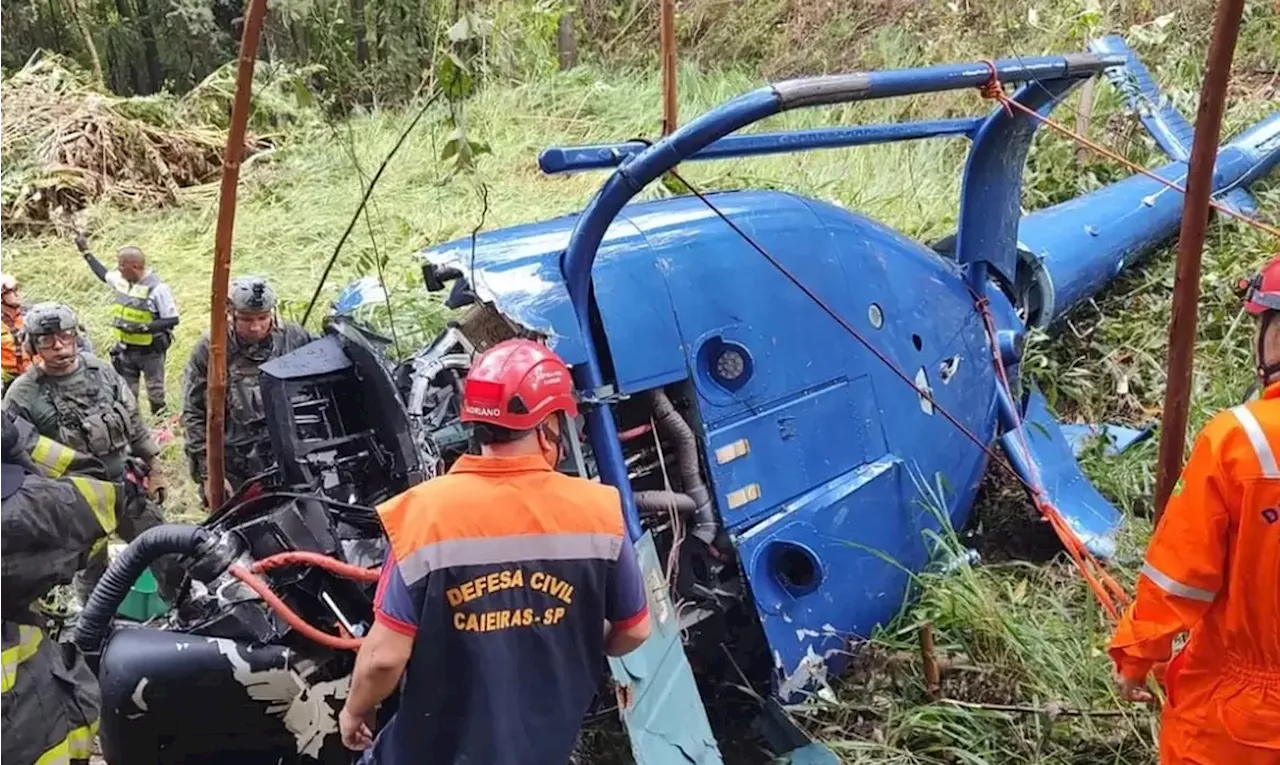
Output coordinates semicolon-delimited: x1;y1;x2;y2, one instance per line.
116;569;169;621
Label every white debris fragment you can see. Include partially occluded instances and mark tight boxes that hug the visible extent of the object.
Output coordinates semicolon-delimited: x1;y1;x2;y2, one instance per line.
131;677;150;712
208;637;349;757
283;677;351;759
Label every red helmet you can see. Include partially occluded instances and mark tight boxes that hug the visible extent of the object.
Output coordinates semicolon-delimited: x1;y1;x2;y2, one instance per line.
1244;256;1280;315
461;339;578;431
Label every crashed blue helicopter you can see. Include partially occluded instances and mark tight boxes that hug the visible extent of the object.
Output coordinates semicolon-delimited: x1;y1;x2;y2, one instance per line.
405;36;1279;763
81;35;1277;765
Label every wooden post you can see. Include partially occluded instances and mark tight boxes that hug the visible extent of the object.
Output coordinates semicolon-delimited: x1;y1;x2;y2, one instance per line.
660;0;676;136
557;12;578;71
1153;0;1246;523
920;621;941;699
207;0;269;510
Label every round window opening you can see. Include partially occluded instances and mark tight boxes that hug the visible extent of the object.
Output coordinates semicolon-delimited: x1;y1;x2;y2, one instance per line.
698;337;754;393
868;303;884;329
771;542;822;597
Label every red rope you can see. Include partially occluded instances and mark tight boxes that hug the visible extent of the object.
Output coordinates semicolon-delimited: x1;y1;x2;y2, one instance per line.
230;565;364;651
971;292;1129;618
224;552;383;651
978;60;1280;239
670;167;1131;619
969;57;1280;615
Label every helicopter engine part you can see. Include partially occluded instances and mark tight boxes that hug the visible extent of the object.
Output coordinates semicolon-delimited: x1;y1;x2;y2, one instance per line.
85;322;413;764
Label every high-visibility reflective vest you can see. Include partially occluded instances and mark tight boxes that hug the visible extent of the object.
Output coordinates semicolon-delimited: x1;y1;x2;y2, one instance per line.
110;271;161;346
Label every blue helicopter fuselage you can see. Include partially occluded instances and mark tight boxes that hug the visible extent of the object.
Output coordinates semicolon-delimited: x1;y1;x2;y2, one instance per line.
409;42;1278;764
427;191;1007;686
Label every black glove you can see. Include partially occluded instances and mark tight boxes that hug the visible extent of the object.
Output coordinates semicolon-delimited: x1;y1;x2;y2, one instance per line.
117;476;165;543
74;232;89;253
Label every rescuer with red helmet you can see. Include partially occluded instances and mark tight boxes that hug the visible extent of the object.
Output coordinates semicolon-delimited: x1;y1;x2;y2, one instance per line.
1108;255;1280;763
339;338;651;763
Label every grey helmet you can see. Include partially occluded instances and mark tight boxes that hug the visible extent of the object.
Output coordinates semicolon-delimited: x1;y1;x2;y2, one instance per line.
23;302;79;353
229;276;277;313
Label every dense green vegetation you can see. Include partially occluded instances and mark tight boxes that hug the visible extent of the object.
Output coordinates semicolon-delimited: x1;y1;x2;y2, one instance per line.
2;0;1278;761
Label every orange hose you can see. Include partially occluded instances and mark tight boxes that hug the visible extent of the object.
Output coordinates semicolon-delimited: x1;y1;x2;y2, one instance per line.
229;564;363;651
251;551;382;582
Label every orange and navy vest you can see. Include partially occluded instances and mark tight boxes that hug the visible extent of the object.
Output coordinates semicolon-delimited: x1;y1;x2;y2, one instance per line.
370;453;644;765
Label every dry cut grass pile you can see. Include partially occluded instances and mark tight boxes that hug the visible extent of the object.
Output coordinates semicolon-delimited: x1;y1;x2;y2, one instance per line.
0;51;263;231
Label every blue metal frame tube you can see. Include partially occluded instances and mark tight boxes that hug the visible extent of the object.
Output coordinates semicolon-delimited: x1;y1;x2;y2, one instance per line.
956;75;1085;291
561;53;1120;540
538;118;983;175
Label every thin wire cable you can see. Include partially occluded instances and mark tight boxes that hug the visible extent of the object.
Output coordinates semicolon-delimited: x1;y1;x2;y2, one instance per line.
978;60;1280;239
662;165;1129;617
301;89;445;325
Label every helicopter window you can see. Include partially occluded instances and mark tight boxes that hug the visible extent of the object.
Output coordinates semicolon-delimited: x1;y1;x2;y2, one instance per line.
867;303;884;329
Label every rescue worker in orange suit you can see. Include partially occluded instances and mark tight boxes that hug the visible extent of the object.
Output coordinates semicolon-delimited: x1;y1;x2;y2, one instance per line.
338;339;652;763
1;273;32;391
1108;255;1280;764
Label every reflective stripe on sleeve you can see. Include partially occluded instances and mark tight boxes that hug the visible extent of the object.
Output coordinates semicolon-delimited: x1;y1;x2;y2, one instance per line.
32;721;100;765
0;625;43;693
1140;561;1217;602
66;721;99;760
1231;405;1280;479
30;436;75;478
69;476;117;535
33;740;70;765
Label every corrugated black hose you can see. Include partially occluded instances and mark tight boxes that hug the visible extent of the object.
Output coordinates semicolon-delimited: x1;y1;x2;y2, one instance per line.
74;525;212;658
648;390;719;544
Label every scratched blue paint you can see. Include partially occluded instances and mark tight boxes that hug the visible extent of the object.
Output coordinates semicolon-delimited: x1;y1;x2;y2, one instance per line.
406;44;1280;761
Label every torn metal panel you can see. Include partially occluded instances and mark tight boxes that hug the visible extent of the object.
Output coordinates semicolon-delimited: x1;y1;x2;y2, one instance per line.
420;203;691;393
734;457;925;702
609;532;723;764
1000;389;1124;559
1059;422;1155;458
